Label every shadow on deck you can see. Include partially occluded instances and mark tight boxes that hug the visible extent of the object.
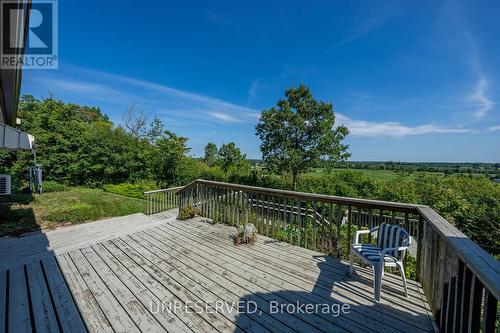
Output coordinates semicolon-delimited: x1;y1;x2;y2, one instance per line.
0;209;435;332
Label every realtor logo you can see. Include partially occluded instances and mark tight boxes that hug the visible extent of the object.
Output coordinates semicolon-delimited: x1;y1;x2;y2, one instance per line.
1;0;58;69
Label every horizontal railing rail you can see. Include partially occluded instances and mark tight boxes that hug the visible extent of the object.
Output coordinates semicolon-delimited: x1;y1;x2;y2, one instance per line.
174;179;499;333
178;179;419;212
144;186;183;215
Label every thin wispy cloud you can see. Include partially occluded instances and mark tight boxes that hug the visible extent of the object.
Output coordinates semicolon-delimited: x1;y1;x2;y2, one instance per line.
336;113;468;137
468;75;494;120
247;79;260;107
437;4;496;121
488;125;500;132
462;32;495;120
23;64;260;124
334;11;400;48
28;76;132;103
24;65;477;138
208;111;241;123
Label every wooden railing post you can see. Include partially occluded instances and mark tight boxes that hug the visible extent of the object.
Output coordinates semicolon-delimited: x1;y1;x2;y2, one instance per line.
328;203;333;253
347;205;352;257
312;202;317;251
416;214;424;282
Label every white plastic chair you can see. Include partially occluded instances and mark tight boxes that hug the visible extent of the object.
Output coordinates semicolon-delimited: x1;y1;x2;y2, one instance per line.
349;223;411;302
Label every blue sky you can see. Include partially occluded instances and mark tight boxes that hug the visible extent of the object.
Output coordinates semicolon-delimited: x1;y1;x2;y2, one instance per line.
21;0;500;162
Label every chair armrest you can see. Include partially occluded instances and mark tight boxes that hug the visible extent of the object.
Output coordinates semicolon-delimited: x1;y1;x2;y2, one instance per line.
381;246;409;255
353;229;370;244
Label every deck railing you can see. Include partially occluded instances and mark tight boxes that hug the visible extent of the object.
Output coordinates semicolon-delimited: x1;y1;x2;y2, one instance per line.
163;179;497;333
143;186;182;215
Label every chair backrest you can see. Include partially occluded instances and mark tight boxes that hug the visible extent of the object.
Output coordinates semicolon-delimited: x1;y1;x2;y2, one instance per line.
376;223;410;259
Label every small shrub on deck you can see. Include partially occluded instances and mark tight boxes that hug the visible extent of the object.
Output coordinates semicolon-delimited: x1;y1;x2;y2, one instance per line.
233;223;257;245
177;204;201;220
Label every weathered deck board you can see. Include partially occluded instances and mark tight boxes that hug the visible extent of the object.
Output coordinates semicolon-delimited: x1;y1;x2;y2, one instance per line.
90;243;193;333
0;270;6;331
56;252;114;333
0;209;436;332
26;262;60;333
165;220;430;313
0;213;160;270
120;235;276;333
138;228;370;333
102;238;220;333
126;232;304;333
41;255;87;333
109;237;239;333
155;222;431;332
8;266;31;333
67;250;140;333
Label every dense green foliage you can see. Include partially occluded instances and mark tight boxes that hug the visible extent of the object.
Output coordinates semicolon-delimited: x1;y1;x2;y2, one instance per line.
0;96;149;187
203;142;219;167
0;96;255;191
256;85;349;189
202;142;251;181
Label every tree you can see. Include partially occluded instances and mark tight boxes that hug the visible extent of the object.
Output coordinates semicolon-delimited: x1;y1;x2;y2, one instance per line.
12;95;148;186
218;142;246;171
121;104;151;138
255;85;350;190
204;142;219;167
7;96;158;186
146;116;165;143
149;131;191;186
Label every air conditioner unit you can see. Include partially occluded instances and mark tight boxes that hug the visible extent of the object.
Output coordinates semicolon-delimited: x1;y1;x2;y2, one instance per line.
0;174;11;196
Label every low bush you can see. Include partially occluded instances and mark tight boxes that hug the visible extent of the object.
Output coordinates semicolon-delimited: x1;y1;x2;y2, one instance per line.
178;204;201;220
199;165;227;182
233;223;257;245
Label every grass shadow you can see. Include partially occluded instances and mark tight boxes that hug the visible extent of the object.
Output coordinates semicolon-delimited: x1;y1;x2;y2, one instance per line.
0;194;39;236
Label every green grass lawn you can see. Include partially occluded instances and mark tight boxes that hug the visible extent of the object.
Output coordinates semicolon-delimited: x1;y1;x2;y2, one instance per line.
0;187;146;236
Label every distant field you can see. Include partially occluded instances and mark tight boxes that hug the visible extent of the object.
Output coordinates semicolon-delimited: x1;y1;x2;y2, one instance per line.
306;168;493;181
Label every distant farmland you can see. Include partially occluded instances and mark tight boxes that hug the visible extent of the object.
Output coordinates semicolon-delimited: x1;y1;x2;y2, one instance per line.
306;168;495;181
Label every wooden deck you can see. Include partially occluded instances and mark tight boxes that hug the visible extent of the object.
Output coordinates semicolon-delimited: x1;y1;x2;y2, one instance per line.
0;209;435;332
